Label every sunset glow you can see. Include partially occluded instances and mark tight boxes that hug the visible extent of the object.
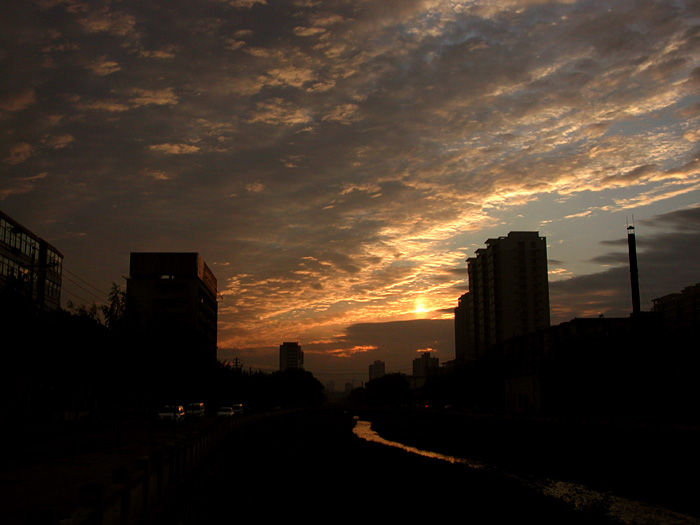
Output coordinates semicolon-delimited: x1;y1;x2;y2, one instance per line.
2;0;699;386
414;299;429;315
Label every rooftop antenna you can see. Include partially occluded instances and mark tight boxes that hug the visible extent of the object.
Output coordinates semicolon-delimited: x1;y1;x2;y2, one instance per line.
627;217;641;317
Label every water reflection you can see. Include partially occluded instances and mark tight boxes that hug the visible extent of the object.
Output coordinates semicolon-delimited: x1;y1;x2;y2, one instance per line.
352;417;700;525
352;418;486;469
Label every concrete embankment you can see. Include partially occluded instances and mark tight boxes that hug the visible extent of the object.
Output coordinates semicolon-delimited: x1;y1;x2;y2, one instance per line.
62;422;230;525
0;414;259;525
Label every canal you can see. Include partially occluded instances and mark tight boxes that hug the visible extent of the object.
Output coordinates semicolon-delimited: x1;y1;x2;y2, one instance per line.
152;408;700;524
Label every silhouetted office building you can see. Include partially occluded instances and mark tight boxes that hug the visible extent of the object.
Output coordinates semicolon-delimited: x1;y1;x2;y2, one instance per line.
126;252;218;365
280;341;303;371
455;231;550;364
0;210;63;310
369;360;385;381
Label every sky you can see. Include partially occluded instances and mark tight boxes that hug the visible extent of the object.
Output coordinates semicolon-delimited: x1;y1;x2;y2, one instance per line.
2;0;700;389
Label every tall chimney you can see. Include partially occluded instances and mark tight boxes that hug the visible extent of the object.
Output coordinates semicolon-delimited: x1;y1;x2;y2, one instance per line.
627;224;641;316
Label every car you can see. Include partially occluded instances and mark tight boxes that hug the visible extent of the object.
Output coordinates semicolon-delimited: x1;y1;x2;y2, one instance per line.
186;402;206;418
158;405;185;422
216;406;235;417
231;403;244;415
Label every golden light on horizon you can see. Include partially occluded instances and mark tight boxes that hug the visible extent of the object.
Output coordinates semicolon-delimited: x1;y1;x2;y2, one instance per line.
414;298;429;314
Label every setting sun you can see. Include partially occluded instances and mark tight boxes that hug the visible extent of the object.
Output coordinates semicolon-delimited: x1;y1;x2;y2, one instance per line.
414;298;429;314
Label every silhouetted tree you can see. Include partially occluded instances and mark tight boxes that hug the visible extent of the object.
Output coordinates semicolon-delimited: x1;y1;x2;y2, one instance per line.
346;386;367;406
418;374;455;408
100;283;127;333
365;373;411;407
271;368;325;408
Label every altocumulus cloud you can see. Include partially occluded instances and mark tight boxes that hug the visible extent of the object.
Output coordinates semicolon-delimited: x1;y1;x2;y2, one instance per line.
1;0;699;383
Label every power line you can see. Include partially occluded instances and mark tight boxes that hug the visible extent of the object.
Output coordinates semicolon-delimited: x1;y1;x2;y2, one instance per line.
61;286;101;308
62;266;111;297
62;274;108;305
59;264;118;311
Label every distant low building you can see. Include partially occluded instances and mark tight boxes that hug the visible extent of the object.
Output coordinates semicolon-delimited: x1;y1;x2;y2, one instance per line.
0;210;63;311
652;282;700;330
280;341;303;371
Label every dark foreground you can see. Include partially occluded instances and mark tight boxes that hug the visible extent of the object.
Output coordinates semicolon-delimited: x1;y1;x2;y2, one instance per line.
152;409;644;524
2;407;698;524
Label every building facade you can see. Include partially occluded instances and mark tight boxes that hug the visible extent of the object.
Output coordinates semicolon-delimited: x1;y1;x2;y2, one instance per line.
652;282;700;330
455;231;550;364
280;341;303;371
411;352;439;388
0;210;63;310
413;352;439;377
369;360;385;381
126;252;218;366
454;292;475;363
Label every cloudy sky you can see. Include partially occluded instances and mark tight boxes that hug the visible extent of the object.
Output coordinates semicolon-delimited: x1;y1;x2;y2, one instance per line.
2;0;699;388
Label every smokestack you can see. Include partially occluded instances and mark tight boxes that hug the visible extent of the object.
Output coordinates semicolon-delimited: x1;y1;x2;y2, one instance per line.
627;224;641;316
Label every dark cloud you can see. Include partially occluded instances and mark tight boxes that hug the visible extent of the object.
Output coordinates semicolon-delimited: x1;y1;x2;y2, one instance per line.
550;207;700;323
312;318;455;383
2;0;699;384
641;205;700;231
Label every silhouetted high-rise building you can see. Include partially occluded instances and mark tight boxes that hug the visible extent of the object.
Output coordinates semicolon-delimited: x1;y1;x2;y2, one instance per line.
413;352;439;377
412;352;439;388
369;360;385;381
280;341;303;371
126;252;218;365
0;210;63;310
455;231;550;364
454;292;475;362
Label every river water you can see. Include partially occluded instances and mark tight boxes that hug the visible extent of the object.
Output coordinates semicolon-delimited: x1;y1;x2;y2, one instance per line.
352;416;700;525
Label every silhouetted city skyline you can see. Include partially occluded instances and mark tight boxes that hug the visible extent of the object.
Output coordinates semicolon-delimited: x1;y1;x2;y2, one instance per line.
4;205;698;425
3;3;700;523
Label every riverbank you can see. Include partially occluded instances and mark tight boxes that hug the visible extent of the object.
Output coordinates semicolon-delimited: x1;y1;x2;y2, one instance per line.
2;407;698;524
357;407;700;520
153;408;629;524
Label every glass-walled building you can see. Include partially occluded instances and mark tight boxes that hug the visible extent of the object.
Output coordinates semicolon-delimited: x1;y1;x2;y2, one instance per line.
0;210;63;310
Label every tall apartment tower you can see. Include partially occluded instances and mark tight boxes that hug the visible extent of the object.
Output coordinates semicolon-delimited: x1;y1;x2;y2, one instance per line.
280;341;304;371
455;231;550;364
